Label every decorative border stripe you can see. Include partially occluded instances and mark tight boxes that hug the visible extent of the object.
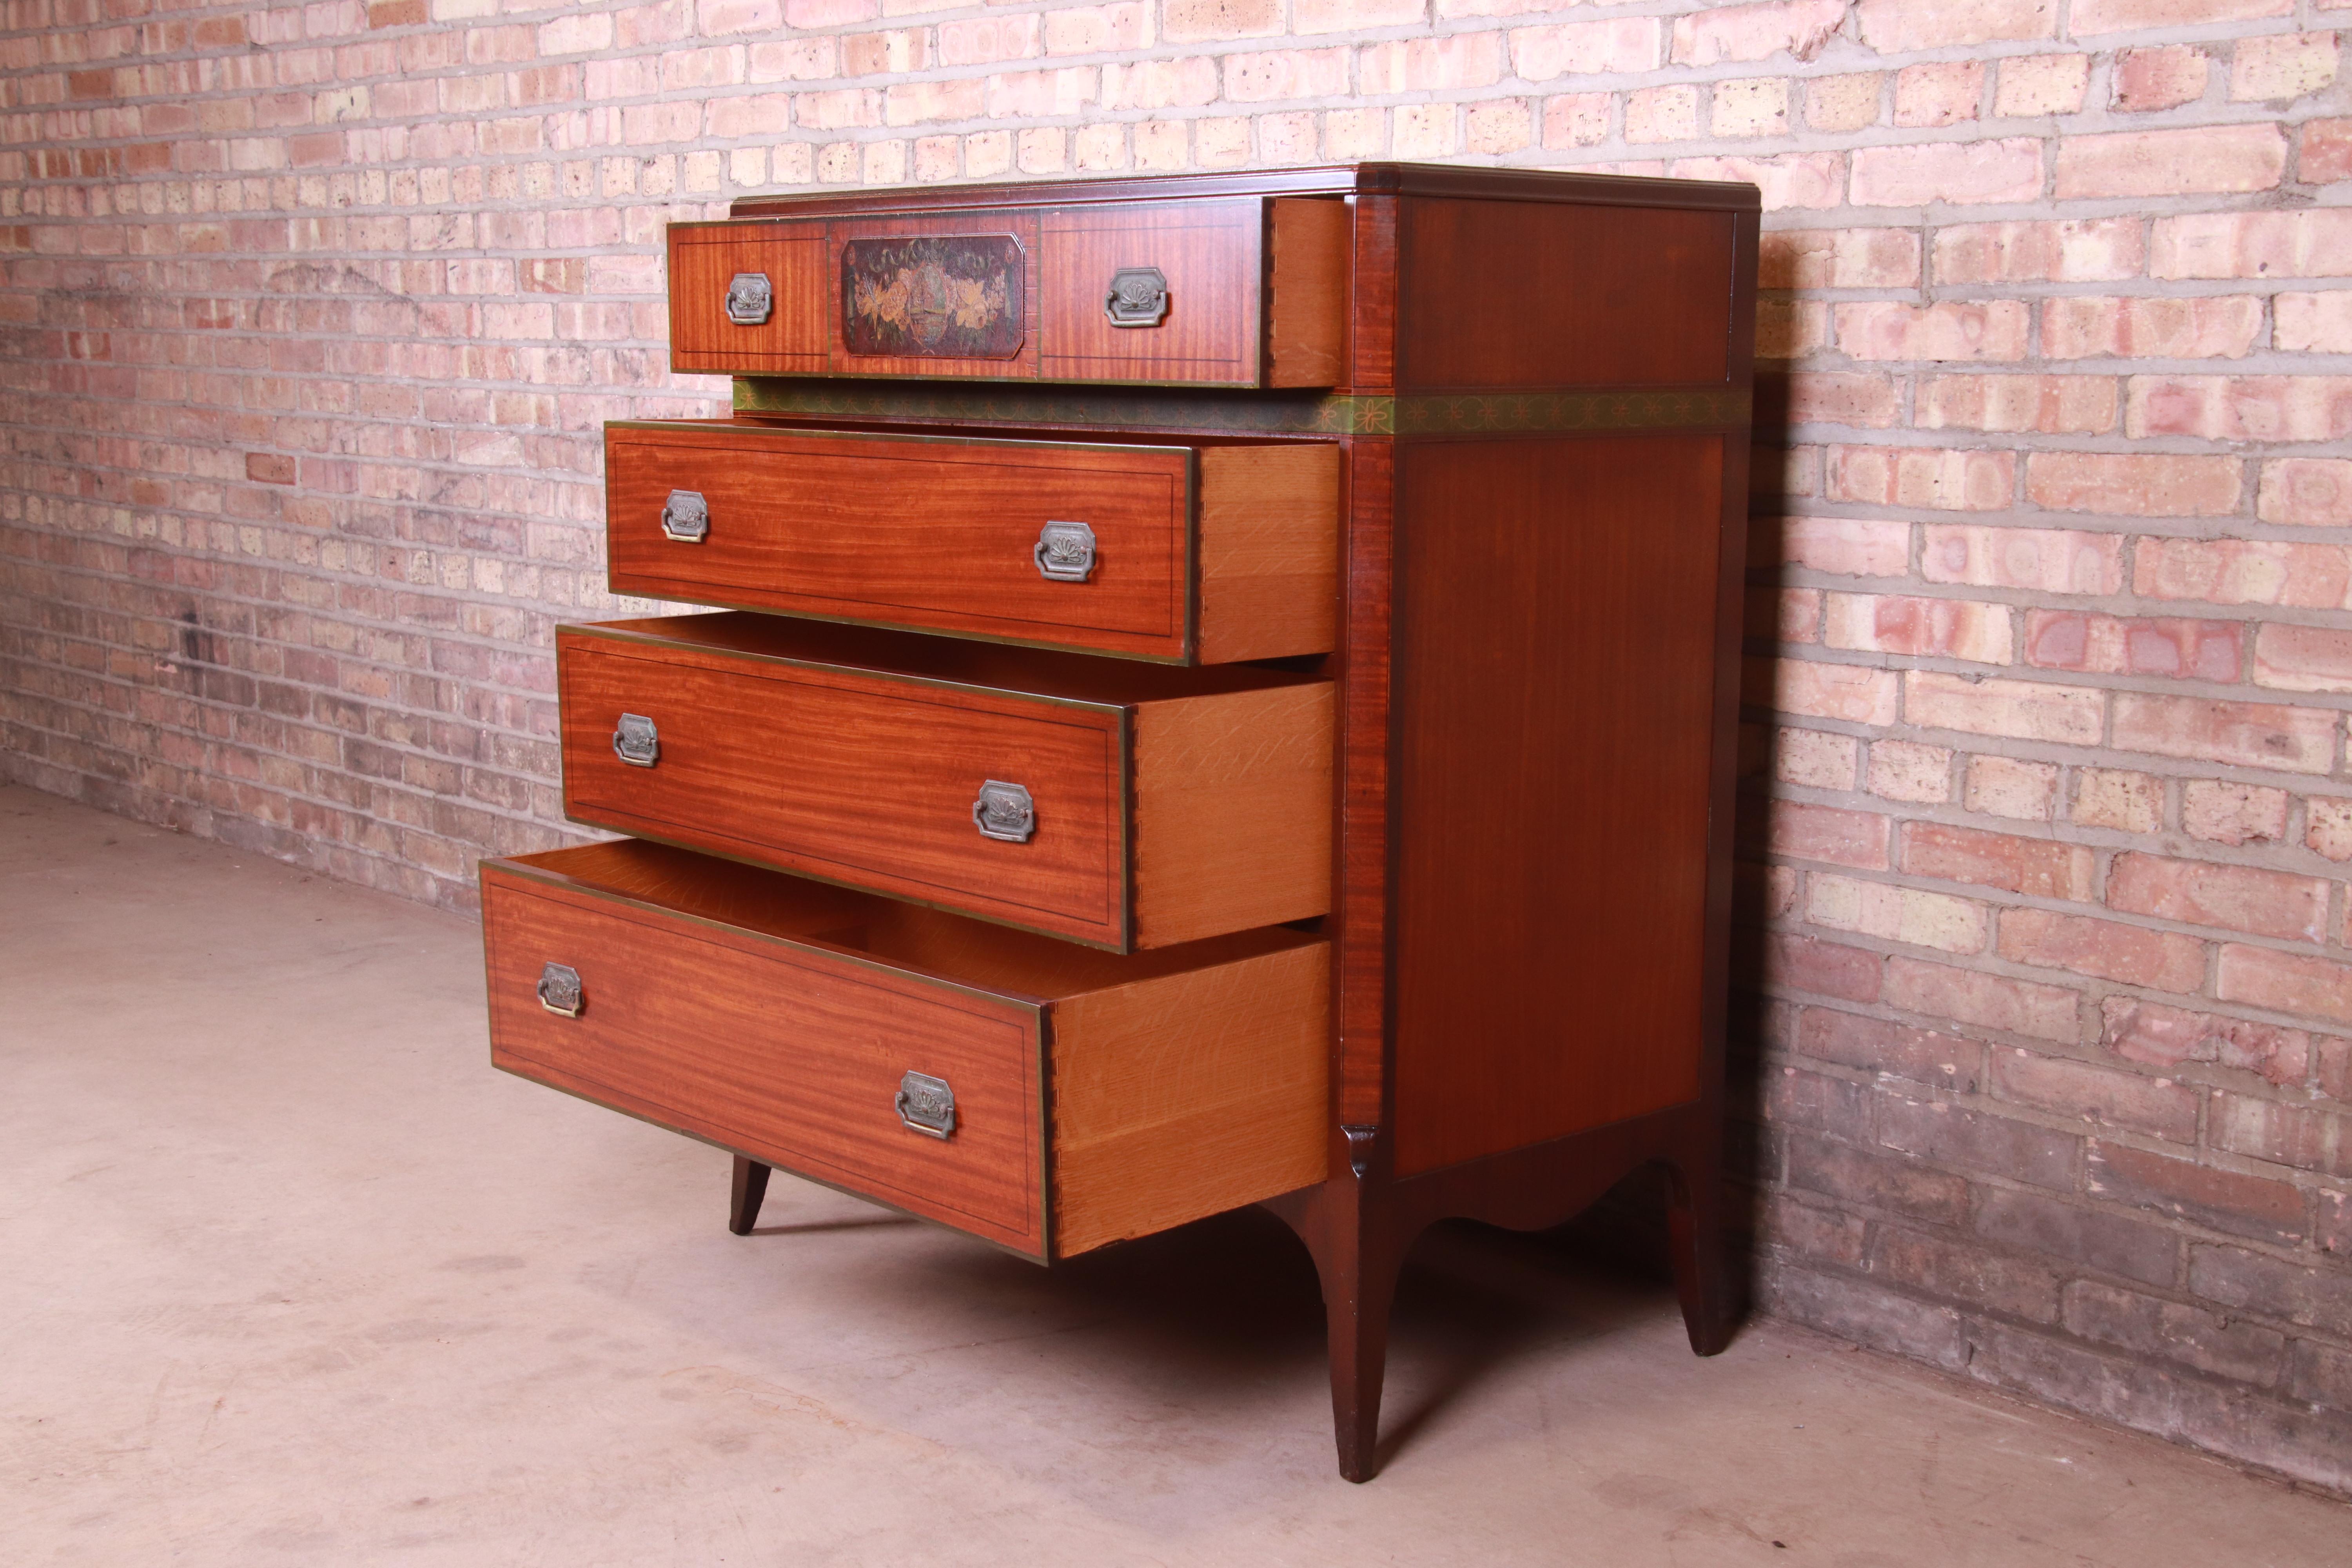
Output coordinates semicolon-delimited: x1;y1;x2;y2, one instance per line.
733;379;1748;436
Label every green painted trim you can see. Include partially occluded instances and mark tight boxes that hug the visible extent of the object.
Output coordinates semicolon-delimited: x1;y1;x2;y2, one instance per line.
732;379;1750;435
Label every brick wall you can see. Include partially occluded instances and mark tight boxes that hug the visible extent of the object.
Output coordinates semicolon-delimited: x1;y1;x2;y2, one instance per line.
5;0;2351;1493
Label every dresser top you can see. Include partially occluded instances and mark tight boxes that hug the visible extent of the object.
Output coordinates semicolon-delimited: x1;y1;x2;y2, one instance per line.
728;161;1760;222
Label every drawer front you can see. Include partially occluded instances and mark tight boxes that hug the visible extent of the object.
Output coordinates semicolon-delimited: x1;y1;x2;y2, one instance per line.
669;220;828;376
666;197;1343;387
558;629;1132;948
483;866;1045;1255
606;425;1192;660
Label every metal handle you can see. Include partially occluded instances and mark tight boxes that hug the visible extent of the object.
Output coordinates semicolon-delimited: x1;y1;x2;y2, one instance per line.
725;271;773;325
894;1071;956;1139
1104;266;1168;328
1033;520;1096;582
972;780;1035;842
537;962;583;1018
613;713;659;768
661;489;709;544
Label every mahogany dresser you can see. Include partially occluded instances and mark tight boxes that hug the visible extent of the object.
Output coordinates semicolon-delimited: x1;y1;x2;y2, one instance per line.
477;163;1758;1481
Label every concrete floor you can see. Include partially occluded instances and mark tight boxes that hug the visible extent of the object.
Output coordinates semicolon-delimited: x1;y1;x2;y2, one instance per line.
4;784;2347;1566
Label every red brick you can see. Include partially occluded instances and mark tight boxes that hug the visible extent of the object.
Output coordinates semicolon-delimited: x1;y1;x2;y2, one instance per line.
2178;780;2289;846
1922;524;2123;594
2073;0;2292;34
1674;0;1847;64
1798;1005;1984;1093
1995;54;2092;118
1807;873;1989;954
1965;755;2058;821
1856;0;2056;50
1761;799;1891;869
2057;125;2286;198
1766;516;1911;578
2043;296;2260;360
2023;611;2240;682
1933;219;2143;283
1775;726;1857;789
1918;375;2116;436
1868;740;1955;804
1669;153;1849;212
2088;1140;2306;1244
1872;1225;2063;1321
1992;1049;2201;1142
1877;1094;2080;1187
2229;32;2339;102
1884;955;2083;1042
2111;692;2336;774
2102;996;2312;1084
2308;797;2352;863
2136;538;2352;611
2254;623;2352;695
2128;376;2352;443
2110;44;2208;111
2211;1092;2348;1176
2149;208;2352;280
2218;944;2352;1027
1998;908;2207;992
1786;1134;1971;1225
1905;671;2103;745
1822;594;2012;664
1750;586;1823;644
1778;372;1903;429
1902;822;2096;900
2303;118;2352;184
2189;1245;2352;1336
1836;301;2028;362
1894;60;1984;128
2258;459;2352;527
1508;18;1660;81
2064;1281;2288;1379
2324;1036;2351;1103
2071;768;2161;834
1829;446;2014;510
1748;655;1900;724
244;453;296;486
2027;452;2242;517
1849;139;2044;206
1760;932;1885;1002
2276;293;2352;353
1759;228;1922;289
1760;1194;1869;1266
2107;852;2325;942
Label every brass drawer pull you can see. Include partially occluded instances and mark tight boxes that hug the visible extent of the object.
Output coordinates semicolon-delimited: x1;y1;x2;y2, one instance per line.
661;489;709;544
894;1071;956;1139
537;962;583;1018
972;780;1035;842
1104;266;1169;328
613;713;660;768
724;271;772;325
1033;519;1096;582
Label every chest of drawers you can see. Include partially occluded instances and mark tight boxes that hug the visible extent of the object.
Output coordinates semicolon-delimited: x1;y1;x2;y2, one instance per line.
479;163;1757;1481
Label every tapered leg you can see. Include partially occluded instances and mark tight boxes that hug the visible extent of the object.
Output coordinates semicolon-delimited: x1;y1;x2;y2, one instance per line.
1665;1132;1733;1357
730;1156;771;1237
1265;1178;1406;1483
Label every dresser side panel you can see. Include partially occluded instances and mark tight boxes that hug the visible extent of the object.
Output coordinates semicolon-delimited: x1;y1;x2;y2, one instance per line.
1395;198;1735;391
1389;435;1727;1176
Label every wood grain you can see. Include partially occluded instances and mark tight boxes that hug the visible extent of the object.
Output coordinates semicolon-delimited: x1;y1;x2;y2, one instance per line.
1268;197;1350;388
1053;940;1328;1255
483;859;1048;1254
1038;198;1261;385
668;220;827;374
1334;436;1393;1132
1388;435;1725;1176
557;614;1331;950
484;838;1330;1261
1396;199;1735;391
1193;441;1340;664
604;422;1338;664
1130;679;1334;949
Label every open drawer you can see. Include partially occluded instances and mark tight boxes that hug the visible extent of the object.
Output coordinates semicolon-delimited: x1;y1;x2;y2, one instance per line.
668;195;1349;387
482;839;1329;1261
